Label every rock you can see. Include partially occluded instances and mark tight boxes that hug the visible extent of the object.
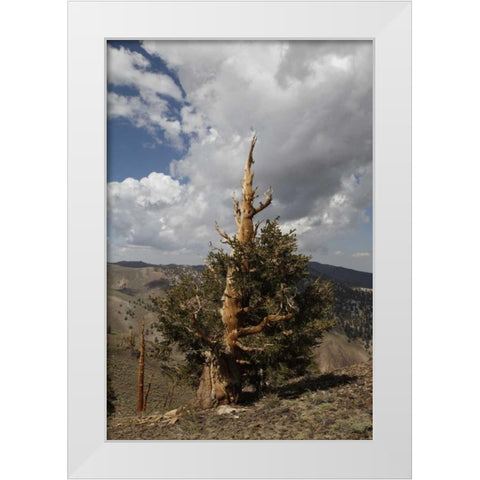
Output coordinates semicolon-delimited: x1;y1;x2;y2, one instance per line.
216;405;237;415
163;408;178;418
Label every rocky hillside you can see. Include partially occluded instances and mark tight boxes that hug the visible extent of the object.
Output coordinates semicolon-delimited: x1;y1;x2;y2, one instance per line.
106;261;373;440
107;360;372;440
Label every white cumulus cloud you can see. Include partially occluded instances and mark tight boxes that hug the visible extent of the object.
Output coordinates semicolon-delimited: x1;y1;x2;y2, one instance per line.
107;41;373;268
107;45;185;148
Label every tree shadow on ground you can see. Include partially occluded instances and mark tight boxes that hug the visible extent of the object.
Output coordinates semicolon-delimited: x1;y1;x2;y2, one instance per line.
238;372;357;404
239;390;262;405
273;373;358;399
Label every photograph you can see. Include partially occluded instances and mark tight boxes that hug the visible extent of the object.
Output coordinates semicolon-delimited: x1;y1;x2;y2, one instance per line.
106;40;373;440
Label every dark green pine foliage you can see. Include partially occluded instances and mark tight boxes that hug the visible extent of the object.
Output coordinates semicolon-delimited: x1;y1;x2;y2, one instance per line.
150;218;335;393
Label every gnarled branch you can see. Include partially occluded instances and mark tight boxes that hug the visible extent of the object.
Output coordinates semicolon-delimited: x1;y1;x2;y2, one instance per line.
215;222;233;244
234;341;264;353
191;294;216;348
253;187;273;215
238;312;295;338
232;192;241;227
247;134;257;170
253;219;264;238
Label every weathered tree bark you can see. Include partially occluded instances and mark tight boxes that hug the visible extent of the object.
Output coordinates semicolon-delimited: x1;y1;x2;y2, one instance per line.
194;351;241;408
136;320;146;414
194;135;275;408
143;374;153;411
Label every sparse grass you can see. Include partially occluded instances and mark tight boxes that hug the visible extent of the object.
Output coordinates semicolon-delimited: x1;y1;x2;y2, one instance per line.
107;341;194;418
329;414;372;436
107;360;372;440
106;263;373;440
316;402;335;411
261;393;281;409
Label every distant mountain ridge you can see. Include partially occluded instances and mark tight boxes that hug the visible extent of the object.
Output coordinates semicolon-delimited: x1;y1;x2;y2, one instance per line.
307;262;372;289
114;260;157;269
110;260;372;289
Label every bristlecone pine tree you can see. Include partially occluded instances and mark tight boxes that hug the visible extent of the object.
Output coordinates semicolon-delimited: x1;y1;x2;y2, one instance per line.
151;136;334;408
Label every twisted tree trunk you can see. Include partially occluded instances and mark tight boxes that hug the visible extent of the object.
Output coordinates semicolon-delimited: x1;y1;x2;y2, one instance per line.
194;351;241;408
194;136;273;408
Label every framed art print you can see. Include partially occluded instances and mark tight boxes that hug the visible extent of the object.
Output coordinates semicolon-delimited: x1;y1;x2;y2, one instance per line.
68;1;411;478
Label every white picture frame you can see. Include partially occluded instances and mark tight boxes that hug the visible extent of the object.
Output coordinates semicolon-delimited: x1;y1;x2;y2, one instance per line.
68;1;411;478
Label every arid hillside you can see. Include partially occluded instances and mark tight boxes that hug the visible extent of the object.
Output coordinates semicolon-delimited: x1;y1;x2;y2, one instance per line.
106;261;373;440
107;262;372;371
107;354;372;440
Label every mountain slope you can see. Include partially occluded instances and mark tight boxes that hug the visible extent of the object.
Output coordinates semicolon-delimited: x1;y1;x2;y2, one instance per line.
307;261;372;288
109;260;372;289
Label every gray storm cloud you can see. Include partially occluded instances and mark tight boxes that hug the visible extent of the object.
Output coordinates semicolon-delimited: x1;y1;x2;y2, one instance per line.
108;41;373;268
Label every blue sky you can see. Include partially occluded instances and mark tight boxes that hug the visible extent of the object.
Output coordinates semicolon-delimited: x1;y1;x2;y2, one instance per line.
107;40;373;272
107;40;186;181
107;118;179;181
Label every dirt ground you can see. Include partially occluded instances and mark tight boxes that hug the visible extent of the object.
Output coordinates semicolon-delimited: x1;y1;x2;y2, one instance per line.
107;355;372;440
